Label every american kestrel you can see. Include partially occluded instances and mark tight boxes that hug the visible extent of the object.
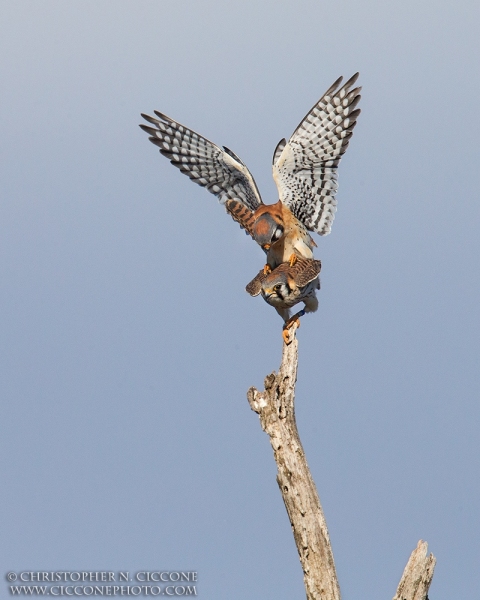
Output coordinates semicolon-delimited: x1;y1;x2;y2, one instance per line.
140;73;361;271
246;258;321;342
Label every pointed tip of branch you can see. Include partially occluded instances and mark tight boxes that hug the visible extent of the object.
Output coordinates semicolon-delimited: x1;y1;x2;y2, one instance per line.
393;540;436;600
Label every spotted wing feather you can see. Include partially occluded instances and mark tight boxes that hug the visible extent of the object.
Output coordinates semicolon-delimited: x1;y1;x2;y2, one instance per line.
140;112;263;213
273;74;361;236
290;258;322;287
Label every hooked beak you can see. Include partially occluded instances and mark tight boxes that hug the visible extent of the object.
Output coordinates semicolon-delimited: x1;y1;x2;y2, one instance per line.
263;243;271;250
263;288;275;299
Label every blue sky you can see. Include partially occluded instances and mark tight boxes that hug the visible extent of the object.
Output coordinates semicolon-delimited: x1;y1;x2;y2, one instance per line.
1;1;479;598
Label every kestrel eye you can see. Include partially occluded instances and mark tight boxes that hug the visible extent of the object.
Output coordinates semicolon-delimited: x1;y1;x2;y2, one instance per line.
274;284;282;291
273;227;284;241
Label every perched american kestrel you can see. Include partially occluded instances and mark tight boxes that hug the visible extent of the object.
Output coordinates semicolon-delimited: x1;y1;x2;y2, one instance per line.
246;258;321;343
140;73;361;272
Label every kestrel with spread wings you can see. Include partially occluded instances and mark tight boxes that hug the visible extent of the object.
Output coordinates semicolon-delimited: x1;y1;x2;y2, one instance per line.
140;73;361;272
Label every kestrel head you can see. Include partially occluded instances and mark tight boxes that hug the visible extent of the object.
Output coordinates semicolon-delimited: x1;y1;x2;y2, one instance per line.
252;212;284;250
261;271;296;307
246;258;321;312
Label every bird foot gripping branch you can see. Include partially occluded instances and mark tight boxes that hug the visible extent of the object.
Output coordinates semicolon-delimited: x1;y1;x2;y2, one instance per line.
282;326;297;345
283;310;306;344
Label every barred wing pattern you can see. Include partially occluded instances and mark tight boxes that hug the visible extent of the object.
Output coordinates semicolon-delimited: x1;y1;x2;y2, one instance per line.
273;73;361;236
140;112;263;212
224;199;256;238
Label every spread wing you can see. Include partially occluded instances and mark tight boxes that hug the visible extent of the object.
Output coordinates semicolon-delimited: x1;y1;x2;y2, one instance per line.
272;73;361;236
140;112;263;216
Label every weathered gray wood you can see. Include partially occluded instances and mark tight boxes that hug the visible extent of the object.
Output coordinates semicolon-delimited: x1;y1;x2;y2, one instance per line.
247;326;437;600
247;324;340;600
393;540;436;600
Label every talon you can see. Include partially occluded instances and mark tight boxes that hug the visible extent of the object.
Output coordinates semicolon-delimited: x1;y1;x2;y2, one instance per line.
285;316;301;330
285;309;306;331
289;254;297;267
282;314;302;344
263;264;272;275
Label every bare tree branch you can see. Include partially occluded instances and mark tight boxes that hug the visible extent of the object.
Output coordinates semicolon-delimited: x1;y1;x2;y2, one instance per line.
393;540;436;600
247;326;436;600
247;324;340;600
